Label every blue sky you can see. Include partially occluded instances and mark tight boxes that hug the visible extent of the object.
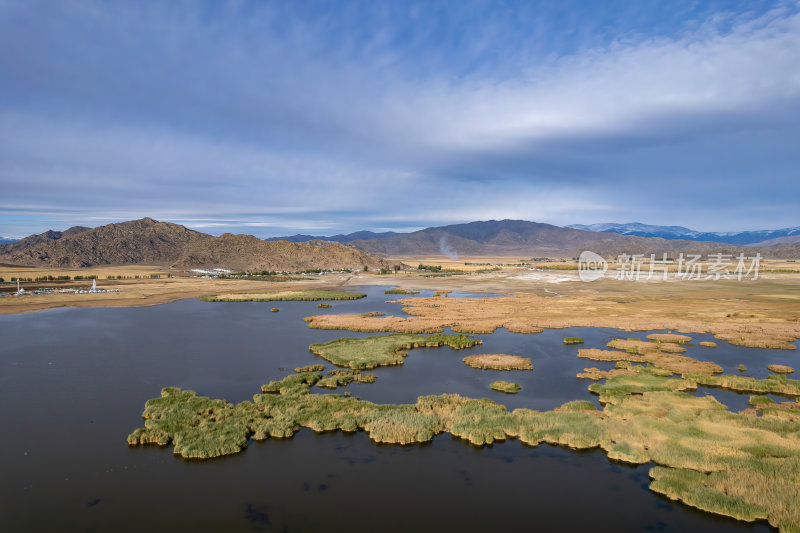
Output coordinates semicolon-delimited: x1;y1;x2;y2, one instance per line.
1;0;798;238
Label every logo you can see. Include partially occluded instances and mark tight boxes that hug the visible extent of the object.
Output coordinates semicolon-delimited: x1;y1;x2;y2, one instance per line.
578;251;608;282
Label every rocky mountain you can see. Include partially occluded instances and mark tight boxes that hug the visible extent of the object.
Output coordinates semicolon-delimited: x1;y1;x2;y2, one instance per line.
265;230;400;243
349;219;800;259
0;218;388;270
0;225;90;253
568;222;800;246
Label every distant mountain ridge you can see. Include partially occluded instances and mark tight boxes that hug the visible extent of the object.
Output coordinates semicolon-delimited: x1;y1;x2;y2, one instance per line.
568;222;800;246
3;218;799;266
265;230;399;243
347;219;800;258
0;218;388;271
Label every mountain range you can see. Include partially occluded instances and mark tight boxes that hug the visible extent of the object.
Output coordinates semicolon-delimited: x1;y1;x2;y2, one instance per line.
265;230;400;243
2;218;799;269
567;222;800;246
0;218;388;271
346;220;800;259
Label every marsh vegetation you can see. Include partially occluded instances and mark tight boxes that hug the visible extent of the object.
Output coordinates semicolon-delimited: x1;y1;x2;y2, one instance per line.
577;348;722;375
129;367;800;532
490;381;521;393
769;364;795;374
309;333;481;370
199;290;367;302
463;354;533;371
384;289;420;295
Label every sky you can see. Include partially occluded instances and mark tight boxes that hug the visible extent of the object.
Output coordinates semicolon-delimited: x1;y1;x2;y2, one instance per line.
1;0;799;238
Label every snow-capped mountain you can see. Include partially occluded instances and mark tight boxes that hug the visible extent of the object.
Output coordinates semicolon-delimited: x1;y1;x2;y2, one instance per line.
567;223;800;246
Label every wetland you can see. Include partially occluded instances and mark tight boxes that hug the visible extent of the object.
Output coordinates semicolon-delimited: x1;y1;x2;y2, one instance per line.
2;285;799;532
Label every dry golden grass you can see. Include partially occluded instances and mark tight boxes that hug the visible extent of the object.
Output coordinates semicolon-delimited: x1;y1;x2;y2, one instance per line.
608;338;687;354
463;354;533;370
577;348;722;375
647;333;692;344
699;341;718;348
769;364;795;374
305;276;800;350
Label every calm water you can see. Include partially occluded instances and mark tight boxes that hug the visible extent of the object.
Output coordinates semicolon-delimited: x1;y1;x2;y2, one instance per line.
1;285;793;532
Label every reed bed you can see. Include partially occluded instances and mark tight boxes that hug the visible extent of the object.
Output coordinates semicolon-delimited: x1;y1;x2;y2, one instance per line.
463;354;533;371
490;381;521;393
301;293;800;350
563;337;584;345
384;289;420;295
689;373;800;397
309;333;481;370
587;365;697;404
646;333;692;344
577;348;722;375
769;364;795;375
317;369;378;389
130;372;800;531
199;290;367;302
294;364;326;373
608;338;687;354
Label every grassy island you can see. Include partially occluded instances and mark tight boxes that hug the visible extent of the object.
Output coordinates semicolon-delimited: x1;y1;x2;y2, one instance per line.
199;290;367;302
563;337;584;345
129;371;800;532
688;372;800;396
748;396;800;422
646;333;692;344
317;369;377;389
385;289;420;295
699;341;717;348
463;354;533;371
769;364;795;375
577;348;722;375
490;381;521;393
309;333;481;370
318;303;332;308
608;338;687;354
294;364;326;373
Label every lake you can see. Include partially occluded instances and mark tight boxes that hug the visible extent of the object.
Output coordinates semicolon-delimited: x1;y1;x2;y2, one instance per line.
1;285;790;532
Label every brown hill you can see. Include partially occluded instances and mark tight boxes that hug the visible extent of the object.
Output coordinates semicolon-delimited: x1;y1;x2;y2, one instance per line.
350;220;800;259
172;234;387;272
0;218;388;271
